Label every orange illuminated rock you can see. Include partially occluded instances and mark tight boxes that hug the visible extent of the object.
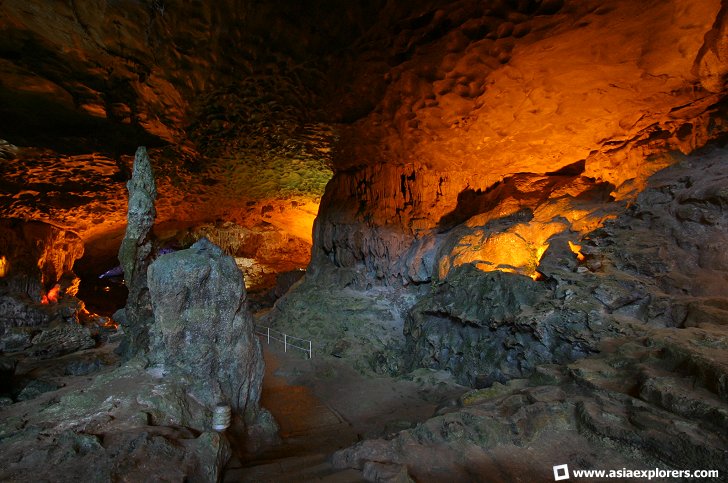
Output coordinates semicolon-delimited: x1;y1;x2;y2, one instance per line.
0;0;727;290
313;0;728;285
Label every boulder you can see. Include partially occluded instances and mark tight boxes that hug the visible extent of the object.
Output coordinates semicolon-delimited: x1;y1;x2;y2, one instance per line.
403;265;598;387
29;324;95;359
0;294;51;334
147;237;273;447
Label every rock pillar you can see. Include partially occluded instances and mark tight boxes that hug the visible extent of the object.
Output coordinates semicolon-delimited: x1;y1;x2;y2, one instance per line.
118;146;157;356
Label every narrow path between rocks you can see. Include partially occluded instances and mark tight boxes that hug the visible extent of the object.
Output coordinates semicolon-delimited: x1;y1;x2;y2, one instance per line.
224;340;467;482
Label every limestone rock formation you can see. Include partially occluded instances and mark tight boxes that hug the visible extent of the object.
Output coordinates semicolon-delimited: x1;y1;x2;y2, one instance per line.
0;220;87;343
306;0;728;288
391;147;728;385
317;145;728;479
117;146;157;356
403;266;596;387
147;237;273;447
695;1;728;92
0;219;84;300
0;357;231;482
1;0;728;479
188;221;311;291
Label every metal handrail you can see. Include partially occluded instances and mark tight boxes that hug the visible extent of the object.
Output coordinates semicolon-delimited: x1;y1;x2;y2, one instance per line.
254;325;312;359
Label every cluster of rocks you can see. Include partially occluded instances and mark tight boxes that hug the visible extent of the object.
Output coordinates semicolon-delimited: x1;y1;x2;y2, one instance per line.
331;320;728;480
1;147;276;480
0;217;116;406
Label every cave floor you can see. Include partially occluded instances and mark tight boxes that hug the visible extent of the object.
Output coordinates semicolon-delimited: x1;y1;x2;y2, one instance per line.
225;341;468;482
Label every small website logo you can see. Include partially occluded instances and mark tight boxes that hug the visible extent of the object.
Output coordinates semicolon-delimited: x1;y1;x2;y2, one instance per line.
553;464;570;481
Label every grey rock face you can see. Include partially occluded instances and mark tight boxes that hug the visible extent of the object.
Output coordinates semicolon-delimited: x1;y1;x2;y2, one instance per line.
28;324;95;359
118;146;157;356
399;149;728;388
15;379;60;401
334;325;728;480
403;266;598;386
147;237;267;435
0;357;232;482
0;294;51;335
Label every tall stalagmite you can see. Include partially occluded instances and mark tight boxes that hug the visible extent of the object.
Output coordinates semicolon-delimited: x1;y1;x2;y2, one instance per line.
117;146;157;356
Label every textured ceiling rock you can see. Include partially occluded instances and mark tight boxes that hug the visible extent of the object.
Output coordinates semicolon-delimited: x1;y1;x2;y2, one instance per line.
1;0;727;277
2;0;725;172
0;0;382;149
0;0;363;244
696;1;728;93
333;0;723;176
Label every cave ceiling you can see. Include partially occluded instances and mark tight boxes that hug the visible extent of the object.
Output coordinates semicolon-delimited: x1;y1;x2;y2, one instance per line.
0;0;726;244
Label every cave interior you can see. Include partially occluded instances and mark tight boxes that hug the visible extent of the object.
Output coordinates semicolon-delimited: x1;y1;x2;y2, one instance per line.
1;0;727;481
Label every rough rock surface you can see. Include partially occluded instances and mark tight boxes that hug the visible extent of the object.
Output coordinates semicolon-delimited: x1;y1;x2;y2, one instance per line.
265;146;728;480
2;1;726;254
332;323;728;480
0;219;84;300
274;148;728;385
188;221;311;291
403;266;601;387
2;1;728;480
117;146;157;357
308;0;728;288
0;222;272;482
147;237;274;450
0;295;52;333
0;357;230;482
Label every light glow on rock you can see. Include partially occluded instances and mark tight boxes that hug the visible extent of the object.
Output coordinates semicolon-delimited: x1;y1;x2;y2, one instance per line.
40;284;60;304
568;241;586;262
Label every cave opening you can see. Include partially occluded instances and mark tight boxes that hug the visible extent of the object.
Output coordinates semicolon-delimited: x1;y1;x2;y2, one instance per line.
2;0;728;481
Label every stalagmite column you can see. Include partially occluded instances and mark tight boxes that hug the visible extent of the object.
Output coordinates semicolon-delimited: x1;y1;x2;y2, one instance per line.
117;146;157;356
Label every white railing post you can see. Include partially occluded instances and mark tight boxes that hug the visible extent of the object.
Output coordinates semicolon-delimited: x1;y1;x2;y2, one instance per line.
254;326;312;358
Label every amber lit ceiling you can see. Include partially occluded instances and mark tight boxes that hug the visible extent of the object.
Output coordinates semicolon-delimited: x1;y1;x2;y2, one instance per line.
0;0;726;248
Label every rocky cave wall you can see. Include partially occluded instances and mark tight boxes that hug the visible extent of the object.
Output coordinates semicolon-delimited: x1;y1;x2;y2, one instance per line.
266;0;728;390
1;0;727;363
312;0;728;287
0;0;357;273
